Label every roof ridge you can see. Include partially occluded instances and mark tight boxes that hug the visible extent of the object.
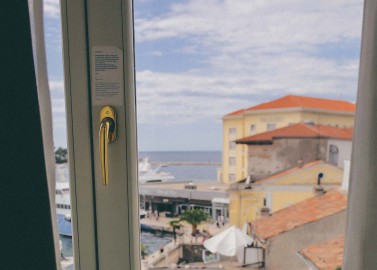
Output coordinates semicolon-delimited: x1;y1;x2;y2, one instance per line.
256;160;326;184
236;122;353;143
224;95;356;117
253;189;347;240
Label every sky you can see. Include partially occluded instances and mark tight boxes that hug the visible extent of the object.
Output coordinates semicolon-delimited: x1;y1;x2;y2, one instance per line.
43;0;364;151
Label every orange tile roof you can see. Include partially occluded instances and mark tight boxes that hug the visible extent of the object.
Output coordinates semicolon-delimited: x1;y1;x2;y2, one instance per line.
252;190;347;240
225;95;355;116
236;123;353;144
255;160;329;184
299;235;344;270
226;108;246;116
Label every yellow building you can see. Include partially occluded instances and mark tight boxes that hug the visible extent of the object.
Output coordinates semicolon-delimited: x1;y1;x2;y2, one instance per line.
221;95;355;183
228;160;344;227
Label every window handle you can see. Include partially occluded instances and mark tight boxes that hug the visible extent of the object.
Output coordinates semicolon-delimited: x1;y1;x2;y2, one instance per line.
99;106;117;186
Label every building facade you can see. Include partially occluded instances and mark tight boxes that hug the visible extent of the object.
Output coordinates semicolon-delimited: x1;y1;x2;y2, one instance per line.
221;95;355;183
252;190;347;270
228;160;344;227
235;123;353;180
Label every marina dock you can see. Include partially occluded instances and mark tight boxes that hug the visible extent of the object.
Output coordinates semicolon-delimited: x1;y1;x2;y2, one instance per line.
141;217;260;270
139;181;230;224
150;162;221;166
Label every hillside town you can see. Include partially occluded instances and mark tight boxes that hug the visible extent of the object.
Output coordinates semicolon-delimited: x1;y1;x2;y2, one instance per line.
139;95;353;270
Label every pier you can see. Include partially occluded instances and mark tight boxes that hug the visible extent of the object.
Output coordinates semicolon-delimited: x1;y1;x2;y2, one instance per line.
139;182;229;224
141;217;260;270
150;162;221;166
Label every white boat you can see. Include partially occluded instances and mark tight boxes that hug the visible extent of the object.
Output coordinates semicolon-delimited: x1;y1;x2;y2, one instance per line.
55;181;72;236
138;157;175;184
55;157;174;236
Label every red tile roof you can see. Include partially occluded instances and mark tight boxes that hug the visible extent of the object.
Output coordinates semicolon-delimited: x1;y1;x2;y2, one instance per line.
236;123;353;144
299;235;344;270
225;95;355;116
252;190;347;240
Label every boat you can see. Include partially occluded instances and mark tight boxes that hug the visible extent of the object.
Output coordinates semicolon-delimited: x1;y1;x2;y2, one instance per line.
56;183;154;236
138;157;175;184
55;158;174;236
56;181;72;237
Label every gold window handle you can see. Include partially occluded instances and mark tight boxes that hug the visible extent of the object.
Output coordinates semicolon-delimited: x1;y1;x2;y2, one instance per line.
99;106;117;186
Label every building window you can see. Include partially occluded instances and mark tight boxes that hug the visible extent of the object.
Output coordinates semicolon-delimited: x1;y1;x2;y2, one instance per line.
329;144;339;165
229;173;236;182
250;124;256;135
229;127;237;135
267;123;276;131
229;141;236;150
229;157;236;166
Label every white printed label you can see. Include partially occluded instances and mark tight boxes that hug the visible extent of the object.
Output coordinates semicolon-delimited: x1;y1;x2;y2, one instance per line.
91;46;124;105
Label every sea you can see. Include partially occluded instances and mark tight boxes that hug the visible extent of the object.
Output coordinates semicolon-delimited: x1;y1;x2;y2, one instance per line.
58;150;222;257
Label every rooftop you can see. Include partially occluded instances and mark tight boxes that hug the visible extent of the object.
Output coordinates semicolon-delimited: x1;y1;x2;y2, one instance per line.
225;95;355;117
298;235;344;270
255;160;342;185
252;190;347;240
236;122;353;144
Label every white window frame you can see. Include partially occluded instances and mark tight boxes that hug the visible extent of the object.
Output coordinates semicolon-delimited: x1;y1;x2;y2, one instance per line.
229;141;236;150
267;123;276;131
229;157;236;166
250;124;256;134
61;1;140;269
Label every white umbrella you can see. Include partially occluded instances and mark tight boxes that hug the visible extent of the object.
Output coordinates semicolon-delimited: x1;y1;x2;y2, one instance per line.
242;223;248;235
203;226;253;257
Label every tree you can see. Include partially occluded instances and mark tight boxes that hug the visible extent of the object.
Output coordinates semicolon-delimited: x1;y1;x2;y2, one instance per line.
55;147;68;163
180;209;209;235
169;219;182;242
140;244;150;259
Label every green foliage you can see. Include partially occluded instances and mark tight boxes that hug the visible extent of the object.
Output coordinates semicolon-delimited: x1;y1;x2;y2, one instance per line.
140;243;150;259
169;219;182;229
180;209;209;234
334;267;342;270
55;147;68;163
180;209;209;226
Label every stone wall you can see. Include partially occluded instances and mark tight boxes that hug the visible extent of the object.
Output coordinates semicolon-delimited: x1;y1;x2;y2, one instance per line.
265;210;346;270
247;138;328;179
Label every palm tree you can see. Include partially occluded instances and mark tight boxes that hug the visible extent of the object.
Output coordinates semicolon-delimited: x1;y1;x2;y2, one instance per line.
169;219;182;242
180;209;209;235
140;244;150;259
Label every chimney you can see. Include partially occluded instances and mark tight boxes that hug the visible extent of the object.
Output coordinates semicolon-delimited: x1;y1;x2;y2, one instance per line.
304;120;315;126
244;175;252;189
260;198;270;216
297;158;304;168
314;172;325;194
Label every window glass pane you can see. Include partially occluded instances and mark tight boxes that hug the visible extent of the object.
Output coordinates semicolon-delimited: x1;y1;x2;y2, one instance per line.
134;1;361;268
229;141;236;150
267;123;276;131
44;0;362;269
229;157;236;166
250;124;256;135
43;1;73;268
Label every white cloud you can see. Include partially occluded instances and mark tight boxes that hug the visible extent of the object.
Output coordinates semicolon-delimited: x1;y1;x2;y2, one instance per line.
49;80;64;91
51;97;66;114
44;0;60;19
136;0;362;50
135;0;363;125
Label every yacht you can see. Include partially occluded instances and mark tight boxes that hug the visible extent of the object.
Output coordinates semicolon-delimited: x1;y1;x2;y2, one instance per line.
55;158;174;236
138;157;175;184
55;181;72;237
